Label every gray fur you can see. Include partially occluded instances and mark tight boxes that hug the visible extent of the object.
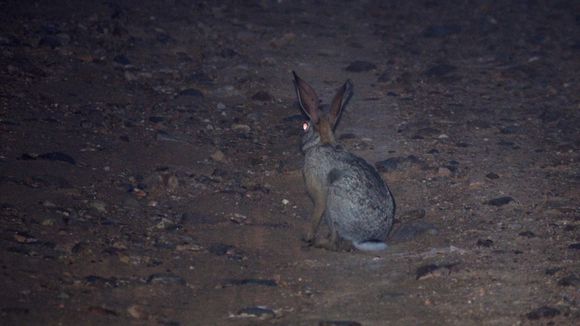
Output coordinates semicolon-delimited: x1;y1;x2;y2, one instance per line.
293;72;395;251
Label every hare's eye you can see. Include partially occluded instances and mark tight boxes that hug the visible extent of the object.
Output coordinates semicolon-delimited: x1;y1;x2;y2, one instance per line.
302;122;309;132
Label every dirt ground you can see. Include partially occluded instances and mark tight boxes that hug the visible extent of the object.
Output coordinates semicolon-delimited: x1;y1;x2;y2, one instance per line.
0;0;578;325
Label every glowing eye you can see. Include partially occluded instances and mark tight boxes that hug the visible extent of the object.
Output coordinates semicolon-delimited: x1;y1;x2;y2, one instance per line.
302;122;309;132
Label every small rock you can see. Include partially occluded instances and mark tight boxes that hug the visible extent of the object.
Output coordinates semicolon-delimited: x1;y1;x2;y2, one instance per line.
518;231;536;238
38;35;62;48
229;213;248;224
485;196;514;206
127;305;148;320
223;279;277;287
147;273;186;286
42;200;57;207
235;306;275;319
416;263;456;280
84;275;120;287
87;306;119;316
180;212;217;225
476;239;494;247
345;60;376;72
377;70;391;82
156;131;180;142
14;232;38;244
0;307;29;315
282;199;290;205
424;64;457;77
526;306;560;320
178;88;204;97
413;127;441;139
437;167;452;177
231;124;251;133
154;218;177;230
113;54;131;65
89;200;107;213
208;243;236;256
422;24;462;38
500;125;518;134
545;267;562;275
211;150;226;163
319;321;362;326
557;274;580;287
270;32;296;48
401;208;426;220
149;116;165;123
251;91;273;101
568;243;580;250
37;152;76;165
486;172;500;179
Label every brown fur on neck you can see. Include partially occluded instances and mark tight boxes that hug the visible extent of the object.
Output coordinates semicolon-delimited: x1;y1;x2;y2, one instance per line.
316;118;335;145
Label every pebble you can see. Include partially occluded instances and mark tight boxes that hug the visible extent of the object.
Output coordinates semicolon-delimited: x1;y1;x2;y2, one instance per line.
270;32;296;48
234;306;275;319
42;200;57;207
282;199;290;205
146;273;186;286
526;306;560;320
223;279;277;287
476;239;494;247
557;274;580;287
231;124;251;133
112;54;131;65
437;167;452;177
416;263;456;280
89;200;107;213
567;243;580;250
211;150;226;163
486;172;500;179
422;24;462;37
413;127;441;139
484;196;514;206
345;60;376;72
319;321;362;326
87;306;119;317
251;91;273;101
127;304;148;320
208;243;236;256
424;64;457;77
177;88;204;98
180;212;217;225
518;231;536;238
20;152;76;165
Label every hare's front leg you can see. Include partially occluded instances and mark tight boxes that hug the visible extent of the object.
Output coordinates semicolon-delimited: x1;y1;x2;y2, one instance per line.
302;170;327;244
304;196;326;244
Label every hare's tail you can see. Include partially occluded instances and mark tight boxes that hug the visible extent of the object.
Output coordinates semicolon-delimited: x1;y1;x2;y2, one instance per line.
353;240;388;251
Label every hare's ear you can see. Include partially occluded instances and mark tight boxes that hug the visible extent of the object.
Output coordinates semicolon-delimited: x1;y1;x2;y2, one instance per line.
329;79;353;128
293;71;320;123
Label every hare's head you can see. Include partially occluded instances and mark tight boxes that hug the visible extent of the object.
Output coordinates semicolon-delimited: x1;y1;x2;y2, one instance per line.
292;71;353;151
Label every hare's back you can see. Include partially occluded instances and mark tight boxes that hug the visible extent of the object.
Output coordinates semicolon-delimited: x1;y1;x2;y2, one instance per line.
325;152;394;240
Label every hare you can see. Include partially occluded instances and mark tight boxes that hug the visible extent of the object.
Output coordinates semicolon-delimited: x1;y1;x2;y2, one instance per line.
293;71;395;251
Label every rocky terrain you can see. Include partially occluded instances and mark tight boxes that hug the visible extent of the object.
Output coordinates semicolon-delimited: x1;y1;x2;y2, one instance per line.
0;0;578;325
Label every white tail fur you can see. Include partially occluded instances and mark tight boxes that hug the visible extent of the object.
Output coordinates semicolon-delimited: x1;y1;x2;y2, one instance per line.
353;240;388;251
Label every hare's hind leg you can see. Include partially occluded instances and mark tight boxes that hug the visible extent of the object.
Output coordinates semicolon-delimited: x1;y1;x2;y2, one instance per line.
313;220;339;251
